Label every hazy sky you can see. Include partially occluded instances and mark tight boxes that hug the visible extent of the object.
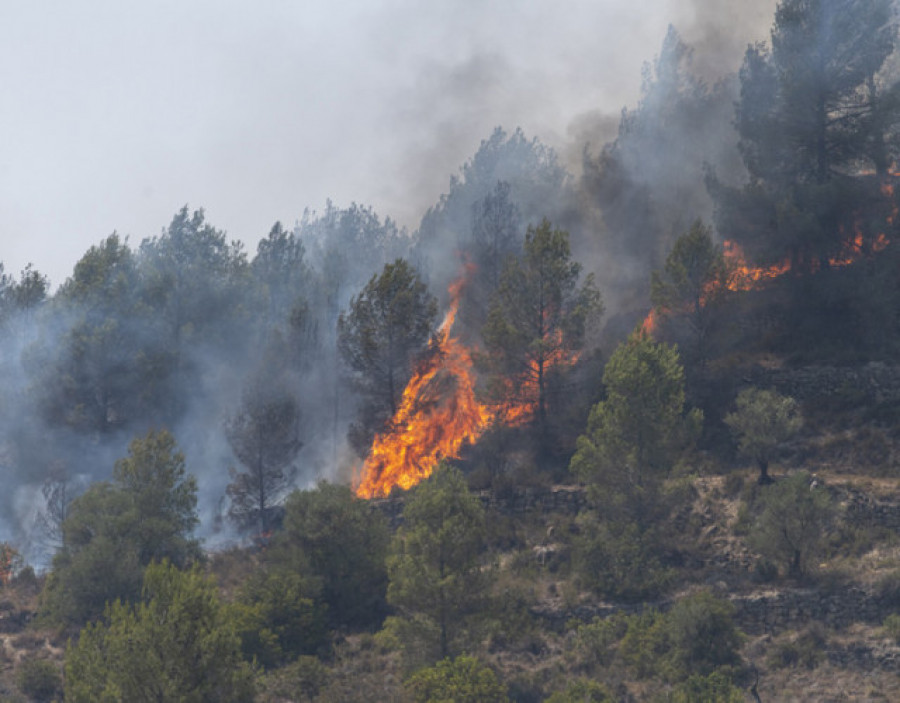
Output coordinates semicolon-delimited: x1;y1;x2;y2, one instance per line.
0;1;774;287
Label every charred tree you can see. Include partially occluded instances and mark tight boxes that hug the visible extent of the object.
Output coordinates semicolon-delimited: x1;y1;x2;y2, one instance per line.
226;333;302;535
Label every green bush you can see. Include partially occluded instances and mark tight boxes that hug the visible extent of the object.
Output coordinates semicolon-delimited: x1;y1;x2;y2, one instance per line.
232;567;327;668
664;591;742;677
619;610;669;679
64;562;254;703
883;613;900;644
16;658;63;702
281;482;390;629
748;472;836;578
257;655;329;702
573;518;675;602
405;655;509;703
568;615;628;672
619;592;742;683
668;671;744;702
544;678;614;702
766;623;827;670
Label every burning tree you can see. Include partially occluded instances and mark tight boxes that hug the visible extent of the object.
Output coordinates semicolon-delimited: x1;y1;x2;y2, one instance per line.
354;270;492;499
711;0;899;271
482;219;601;435
338;259;439;457
650;220;729;367
34;463;82;553
226;333;302;535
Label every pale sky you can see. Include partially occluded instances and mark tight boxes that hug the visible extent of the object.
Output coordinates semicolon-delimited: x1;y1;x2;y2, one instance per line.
0;1;774;287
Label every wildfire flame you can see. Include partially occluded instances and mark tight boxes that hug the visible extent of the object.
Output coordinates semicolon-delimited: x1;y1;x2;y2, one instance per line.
354;274;492;498
354;269;580;498
643;178;895;336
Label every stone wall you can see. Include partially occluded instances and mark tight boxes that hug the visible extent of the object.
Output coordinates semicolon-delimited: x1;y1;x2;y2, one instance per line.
746;361;900;404
371;480;900;637
731;587;892;636
370;484;589;527
844;486;900;531
532;586;897;637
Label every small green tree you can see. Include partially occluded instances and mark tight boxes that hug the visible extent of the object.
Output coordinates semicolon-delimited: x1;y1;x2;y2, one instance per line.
338;258;439;456
619;592;742;683
226;332;303;535
39;484;143;626
281;482;390;628
664;591;743;677
544;678;614;703
650;220;729;366
111;429;200;566
670;672;744;703
406;655;509;703
65;561;255;703
571;330;701;527
40;430;200;626
725;387;803;484
230;568;327;669
384;465;491;665
749;471;835;578
16;659;63;702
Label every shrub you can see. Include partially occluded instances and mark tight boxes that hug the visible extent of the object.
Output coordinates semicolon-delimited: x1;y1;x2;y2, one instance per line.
232;567;327;668
669;671;744;702
568;615;628;672
573;518;675;602
767;623;827;670
664;591;743;677
405;655;509;703
544;678;614;702
257;655;329;702
16;659;63;702
883;613;900;644
619;592;742;683
749;472;836;578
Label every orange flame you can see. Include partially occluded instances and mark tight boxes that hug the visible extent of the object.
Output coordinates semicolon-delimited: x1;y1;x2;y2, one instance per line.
643;220;892;334
354;270;580;498
721;240;791;292
497;327;581;428
354;274;492;498
641;308;659;336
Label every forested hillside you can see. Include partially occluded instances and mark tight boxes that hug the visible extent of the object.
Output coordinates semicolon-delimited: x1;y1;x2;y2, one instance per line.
4;1;900;701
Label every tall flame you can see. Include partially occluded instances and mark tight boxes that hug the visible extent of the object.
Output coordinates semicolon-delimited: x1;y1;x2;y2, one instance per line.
354;269;580;498
354;273;492;498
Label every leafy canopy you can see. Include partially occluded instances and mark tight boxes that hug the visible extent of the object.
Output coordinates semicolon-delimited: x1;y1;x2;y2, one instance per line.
724;387;803;483
385;464;491;665
65;561;255;703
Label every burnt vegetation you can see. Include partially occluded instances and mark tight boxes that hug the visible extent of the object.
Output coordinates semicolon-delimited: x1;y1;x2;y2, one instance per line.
6;1;900;701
